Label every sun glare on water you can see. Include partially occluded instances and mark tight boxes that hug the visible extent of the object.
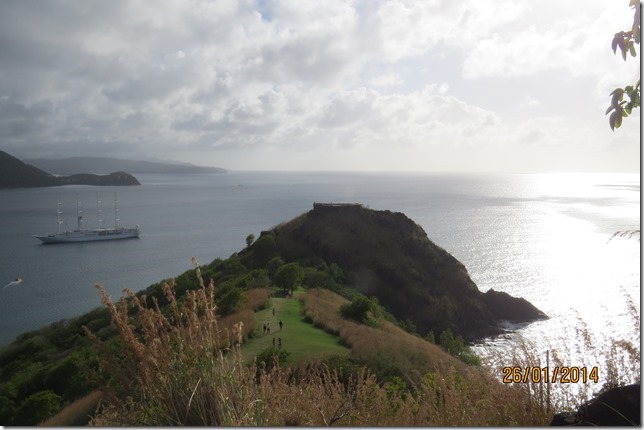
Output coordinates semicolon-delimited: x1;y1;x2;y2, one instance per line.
475;173;640;403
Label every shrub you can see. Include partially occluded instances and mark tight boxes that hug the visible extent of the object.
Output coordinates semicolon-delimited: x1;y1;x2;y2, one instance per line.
255;347;290;372
439;329;481;366
339;294;378;323
399;318;418;334
215;282;244;316
38;390;103;426
14;390;62;425
245;233;255;248
425;330;435;344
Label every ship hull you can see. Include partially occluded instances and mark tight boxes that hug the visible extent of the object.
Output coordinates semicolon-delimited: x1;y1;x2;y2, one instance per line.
35;228;140;244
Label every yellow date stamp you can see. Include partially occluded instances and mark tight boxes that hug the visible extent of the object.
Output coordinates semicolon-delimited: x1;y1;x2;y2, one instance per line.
502;366;599;384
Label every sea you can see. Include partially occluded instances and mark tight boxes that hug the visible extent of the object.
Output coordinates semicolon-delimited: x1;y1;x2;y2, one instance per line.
0;171;639;388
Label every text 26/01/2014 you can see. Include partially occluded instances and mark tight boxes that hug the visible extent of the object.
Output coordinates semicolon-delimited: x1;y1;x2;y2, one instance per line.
502;367;599;384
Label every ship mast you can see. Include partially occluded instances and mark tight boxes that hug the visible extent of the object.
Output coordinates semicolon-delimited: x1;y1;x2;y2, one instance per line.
96;192;103;230
56;194;63;234
114;192;120;229
76;193;83;231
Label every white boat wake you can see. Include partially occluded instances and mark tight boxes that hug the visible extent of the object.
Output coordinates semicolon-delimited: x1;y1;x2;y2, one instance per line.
3;277;23;291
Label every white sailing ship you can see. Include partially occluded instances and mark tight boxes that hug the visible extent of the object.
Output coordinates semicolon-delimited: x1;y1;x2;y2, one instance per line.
35;194;140;244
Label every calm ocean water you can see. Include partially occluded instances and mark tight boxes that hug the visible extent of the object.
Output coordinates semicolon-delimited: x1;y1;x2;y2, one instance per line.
0;171;639;384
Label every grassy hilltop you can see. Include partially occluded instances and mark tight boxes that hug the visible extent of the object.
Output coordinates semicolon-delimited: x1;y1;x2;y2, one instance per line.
0;204;637;425
266;203;546;341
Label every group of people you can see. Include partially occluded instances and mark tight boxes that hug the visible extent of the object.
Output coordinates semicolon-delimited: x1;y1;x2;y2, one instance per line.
262;318;283;335
264;307;284;347
262;322;272;334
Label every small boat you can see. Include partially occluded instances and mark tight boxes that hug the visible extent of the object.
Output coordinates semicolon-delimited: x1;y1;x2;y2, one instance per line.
35;193;140;244
3;277;22;290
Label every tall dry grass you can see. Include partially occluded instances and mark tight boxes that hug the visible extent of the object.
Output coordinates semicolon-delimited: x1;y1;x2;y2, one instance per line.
301;287;551;425
85;268;552;425
84;259;250;425
242;287;272;312
301;288;463;376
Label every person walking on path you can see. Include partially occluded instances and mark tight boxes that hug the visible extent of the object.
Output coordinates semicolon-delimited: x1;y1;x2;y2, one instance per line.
272;307;276;317
272;337;275;346
279;320;283;331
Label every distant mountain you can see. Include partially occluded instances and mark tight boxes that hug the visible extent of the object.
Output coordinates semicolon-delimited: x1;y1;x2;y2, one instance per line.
0;150;140;188
24;156;227;175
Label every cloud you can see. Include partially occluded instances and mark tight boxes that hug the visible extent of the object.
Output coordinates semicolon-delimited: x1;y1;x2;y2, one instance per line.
0;0;638;172
519;96;542;108
369;71;404;87
460;1;639;84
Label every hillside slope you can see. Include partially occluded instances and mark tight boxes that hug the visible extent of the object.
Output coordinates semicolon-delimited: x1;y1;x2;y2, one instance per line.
0;150;59;187
0;150;140;188
260;203;546;341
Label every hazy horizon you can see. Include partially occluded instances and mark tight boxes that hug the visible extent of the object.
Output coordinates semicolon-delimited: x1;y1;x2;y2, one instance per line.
17;153;642;175
1;1;640;173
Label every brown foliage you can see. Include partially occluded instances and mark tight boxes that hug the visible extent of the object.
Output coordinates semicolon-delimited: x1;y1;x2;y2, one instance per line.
85;270;552;425
242;287;271;312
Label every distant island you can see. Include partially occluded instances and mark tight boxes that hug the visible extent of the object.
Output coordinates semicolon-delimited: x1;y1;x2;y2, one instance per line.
0;150;140;188
24;156;227;175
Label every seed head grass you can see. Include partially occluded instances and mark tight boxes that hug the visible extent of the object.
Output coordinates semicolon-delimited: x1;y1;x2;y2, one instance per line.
84;265;554;426
84;260;639;426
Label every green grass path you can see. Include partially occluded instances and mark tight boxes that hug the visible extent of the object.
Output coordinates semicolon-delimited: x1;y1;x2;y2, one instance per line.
241;290;349;365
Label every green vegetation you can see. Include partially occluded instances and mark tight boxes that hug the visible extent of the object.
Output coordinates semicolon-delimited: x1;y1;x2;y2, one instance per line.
0;6;639;423
245;233;255;248
254;346;290;371
0;313;103;425
339;294;381;324
274;262;304;295
83;277;550;426
0;206;638;425
607;0;640;130
241;292;349;365
438;328;481;367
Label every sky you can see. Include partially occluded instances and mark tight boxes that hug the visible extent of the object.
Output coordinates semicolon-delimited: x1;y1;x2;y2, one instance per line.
0;0;640;172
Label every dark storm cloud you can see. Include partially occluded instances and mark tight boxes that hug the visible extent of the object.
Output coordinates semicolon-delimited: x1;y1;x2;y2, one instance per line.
0;0;638;171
